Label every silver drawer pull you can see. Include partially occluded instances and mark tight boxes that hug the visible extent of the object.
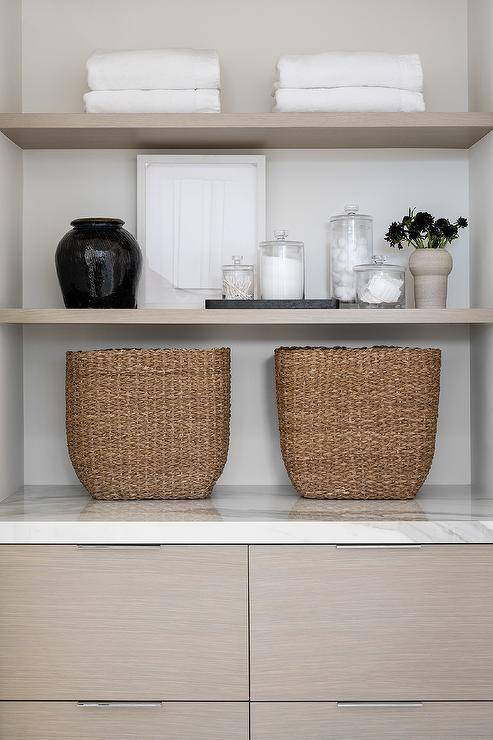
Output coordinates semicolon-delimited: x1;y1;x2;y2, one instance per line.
77;545;162;550
337;702;424;709
336;545;422;550
77;702;163;709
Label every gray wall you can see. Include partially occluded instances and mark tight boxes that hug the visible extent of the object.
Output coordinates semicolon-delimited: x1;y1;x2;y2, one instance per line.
468;0;493;111
22;0;468;112
22;149;471;486
469;0;493;495
15;0;475;488
0;0;22;500
0;0;21;112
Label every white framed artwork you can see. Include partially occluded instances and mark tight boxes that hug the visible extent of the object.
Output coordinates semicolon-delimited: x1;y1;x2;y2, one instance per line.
137;154;266;307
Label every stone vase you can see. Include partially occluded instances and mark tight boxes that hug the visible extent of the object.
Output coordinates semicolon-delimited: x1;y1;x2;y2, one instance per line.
408;249;453;309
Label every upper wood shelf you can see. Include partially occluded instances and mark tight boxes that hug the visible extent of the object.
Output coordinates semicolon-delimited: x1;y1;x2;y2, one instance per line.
0;113;492;149
1;308;492;325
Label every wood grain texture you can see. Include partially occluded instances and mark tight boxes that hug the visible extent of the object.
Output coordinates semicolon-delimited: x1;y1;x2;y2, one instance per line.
0;113;492;149
0;702;249;740
0;308;491;325
251;702;493;740
250;545;493;700
0;545;248;700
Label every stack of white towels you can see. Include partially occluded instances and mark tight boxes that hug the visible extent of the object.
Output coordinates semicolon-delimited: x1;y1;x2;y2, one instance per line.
273;51;425;112
84;49;221;113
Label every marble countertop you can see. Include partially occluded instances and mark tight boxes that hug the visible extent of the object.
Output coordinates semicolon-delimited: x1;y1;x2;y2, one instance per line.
1;484;493;544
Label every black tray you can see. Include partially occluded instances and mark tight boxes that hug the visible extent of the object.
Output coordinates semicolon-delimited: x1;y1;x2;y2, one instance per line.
205;299;340;309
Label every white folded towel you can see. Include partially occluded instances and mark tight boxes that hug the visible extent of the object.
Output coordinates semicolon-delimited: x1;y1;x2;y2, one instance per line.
84;89;221;113
273;87;425;113
87;49;220;91
276;52;423;92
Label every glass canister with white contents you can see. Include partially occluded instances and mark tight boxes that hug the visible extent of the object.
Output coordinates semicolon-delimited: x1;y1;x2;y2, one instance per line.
258;230;305;300
222;256;255;299
354;255;406;308
328;205;373;305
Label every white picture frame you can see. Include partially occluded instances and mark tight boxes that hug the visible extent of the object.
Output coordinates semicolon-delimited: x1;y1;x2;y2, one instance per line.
137;154;266;307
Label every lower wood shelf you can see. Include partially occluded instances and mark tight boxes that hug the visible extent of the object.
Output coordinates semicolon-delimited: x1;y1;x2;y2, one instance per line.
0;308;492;325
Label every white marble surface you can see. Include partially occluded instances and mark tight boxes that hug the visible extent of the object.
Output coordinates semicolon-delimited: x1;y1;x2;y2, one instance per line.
1;485;493;544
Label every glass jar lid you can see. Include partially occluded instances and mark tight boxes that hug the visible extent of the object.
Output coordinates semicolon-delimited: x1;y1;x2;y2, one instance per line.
222;255;254;270
259;229;304;248
329;204;372;222
353;255;404;272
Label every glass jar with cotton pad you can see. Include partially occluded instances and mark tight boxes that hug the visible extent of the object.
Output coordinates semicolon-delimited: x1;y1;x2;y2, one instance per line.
258;230;305;300
328;205;373;306
354;255;406;308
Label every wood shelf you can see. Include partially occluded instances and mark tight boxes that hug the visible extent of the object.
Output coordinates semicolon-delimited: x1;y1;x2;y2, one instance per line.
1;113;492;150
1;308;492;325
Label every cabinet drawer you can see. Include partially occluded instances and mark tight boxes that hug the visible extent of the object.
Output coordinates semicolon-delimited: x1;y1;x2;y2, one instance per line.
0;545;248;700
0;701;249;740
250;545;493;700
251;702;493;740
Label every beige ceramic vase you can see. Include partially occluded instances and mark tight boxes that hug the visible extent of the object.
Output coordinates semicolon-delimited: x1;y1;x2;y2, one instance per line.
408;249;453;308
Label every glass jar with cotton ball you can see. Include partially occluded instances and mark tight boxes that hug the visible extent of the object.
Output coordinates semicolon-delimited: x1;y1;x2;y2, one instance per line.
354;255;406;308
328;204;373;306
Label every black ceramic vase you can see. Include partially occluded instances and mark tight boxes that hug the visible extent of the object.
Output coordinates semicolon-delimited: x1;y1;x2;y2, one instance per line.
55;218;142;308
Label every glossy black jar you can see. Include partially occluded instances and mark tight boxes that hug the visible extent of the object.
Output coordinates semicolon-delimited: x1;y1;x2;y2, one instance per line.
55;218;142;308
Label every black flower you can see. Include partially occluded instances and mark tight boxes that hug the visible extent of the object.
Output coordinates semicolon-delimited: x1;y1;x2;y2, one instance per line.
385;222;406;247
385;209;466;250
413;211;434;231
434;218;449;233
408;223;423;241
436;220;457;240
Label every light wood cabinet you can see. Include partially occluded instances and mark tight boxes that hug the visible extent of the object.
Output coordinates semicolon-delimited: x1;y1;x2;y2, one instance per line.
250;545;493;700
0;545;248;700
0;701;249;740
251;701;493;740
2;543;493;738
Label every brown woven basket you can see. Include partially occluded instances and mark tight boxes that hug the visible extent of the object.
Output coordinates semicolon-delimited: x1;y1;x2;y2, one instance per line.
66;348;231;500
275;346;441;500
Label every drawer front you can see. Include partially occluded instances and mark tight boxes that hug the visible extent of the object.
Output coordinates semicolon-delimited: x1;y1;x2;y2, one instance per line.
250;545;493;700
0;545;248;700
251;702;493;740
0;701;249;740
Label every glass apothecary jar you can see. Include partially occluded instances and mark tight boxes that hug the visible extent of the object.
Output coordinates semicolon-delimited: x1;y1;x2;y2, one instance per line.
328;205;373;305
354;255;406;309
258;230;304;300
222;255;255;299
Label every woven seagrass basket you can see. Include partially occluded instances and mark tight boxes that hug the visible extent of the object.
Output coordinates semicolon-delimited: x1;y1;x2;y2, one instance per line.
275;346;441;500
66;348;231;500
